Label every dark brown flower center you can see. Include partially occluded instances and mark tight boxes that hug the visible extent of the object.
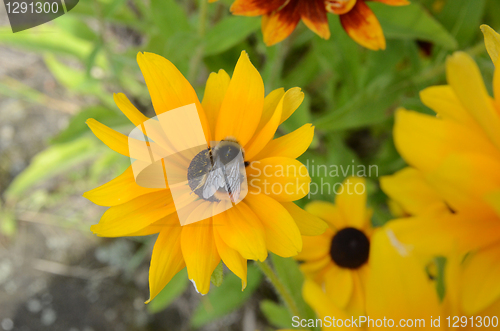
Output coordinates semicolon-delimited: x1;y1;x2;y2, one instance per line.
330;227;370;269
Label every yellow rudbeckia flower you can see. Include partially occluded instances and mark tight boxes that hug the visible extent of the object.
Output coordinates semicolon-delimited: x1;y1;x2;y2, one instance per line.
294;176;373;316
380;25;500;315
84;51;327;300
302;228;442;330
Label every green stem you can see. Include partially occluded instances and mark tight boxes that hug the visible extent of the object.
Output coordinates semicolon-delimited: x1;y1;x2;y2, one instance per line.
255;260;302;319
188;0;209;82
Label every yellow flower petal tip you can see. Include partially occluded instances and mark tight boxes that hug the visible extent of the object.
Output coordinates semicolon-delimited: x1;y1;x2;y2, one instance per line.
480;24;500;65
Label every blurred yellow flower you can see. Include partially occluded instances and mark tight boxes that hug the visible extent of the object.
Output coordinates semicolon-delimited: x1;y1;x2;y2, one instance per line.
295;176;373;316
380;25;500;315
84;51;326;299
302;228;442;330
222;0;409;50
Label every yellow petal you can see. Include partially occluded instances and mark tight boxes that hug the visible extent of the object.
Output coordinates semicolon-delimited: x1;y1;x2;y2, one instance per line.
258;88;285;132
181;218;220;295
393;109;499;174
279;87;305;124
244;193;302;257
213;229;248;290
295;232;331;261
426;153;500;219
324;266;353;309
299;255;331;282
244;90;283;160
481;24;500;65
305;200;346;230
213;202;267;261
90;190;176;237
127;213;180;237
302;279;349;320
380;167;449;217
335;177;368;229
419;85;478;127
389;213;500;256
83;166;163;207
216;51;264;146
252;124;314;161
446;52;500;150
136;52;211;143
280;201;328;236
366;229;442;319
461;245;500;315
86;118;161;161
246;157;311;202
202;69;231;136
86;118;130;157
113;93;149;127
146;226;185;303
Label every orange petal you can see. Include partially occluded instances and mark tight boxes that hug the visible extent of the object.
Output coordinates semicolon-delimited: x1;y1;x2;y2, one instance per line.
181;218;220;295
339;0;386;50
299;0;330;39
261;2;301;46
231;0;286;16
370;0;409;5
146;226;185;303
325;0;356;15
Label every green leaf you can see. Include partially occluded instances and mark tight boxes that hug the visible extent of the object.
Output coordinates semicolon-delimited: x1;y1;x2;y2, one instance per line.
0;25;93;60
260;300;292;329
5;137;103;200
150;0;191;37
191;264;262;327
210;261;224;287
270;255;316;322
147;269;189;313
314;75;399;131
204;16;260;56
43;54;107;99
436;0;486;47
52;106;129;144
0;205;17;237
373;2;458;50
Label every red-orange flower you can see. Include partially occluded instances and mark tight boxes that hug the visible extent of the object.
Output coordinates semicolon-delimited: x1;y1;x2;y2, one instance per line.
230;0;409;50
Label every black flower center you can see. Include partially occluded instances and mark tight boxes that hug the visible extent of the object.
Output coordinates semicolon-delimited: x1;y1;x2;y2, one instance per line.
330;227;370;269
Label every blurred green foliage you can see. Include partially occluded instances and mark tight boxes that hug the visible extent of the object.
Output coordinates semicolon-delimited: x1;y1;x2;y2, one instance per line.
1;0;499;327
